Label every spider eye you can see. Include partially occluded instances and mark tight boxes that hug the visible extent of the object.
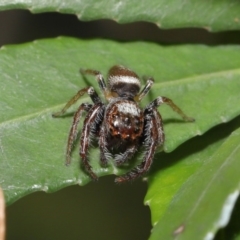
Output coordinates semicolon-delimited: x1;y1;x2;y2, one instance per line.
108;65;141;98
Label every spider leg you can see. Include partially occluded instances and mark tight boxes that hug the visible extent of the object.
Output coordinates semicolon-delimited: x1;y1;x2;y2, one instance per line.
149;97;195;122
135;77;154;102
98;125;110;167
80;102;105;180
66;103;92;165
65;87;102;165
114;144;139;167
80;68;109;98
52;87;90;117
115;107;162;183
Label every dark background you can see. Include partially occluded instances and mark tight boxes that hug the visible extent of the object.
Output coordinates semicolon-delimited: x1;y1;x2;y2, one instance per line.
1;10;240;47
1;10;240;240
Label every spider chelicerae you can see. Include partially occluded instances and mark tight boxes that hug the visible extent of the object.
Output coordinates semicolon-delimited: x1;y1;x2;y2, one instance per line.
53;65;194;183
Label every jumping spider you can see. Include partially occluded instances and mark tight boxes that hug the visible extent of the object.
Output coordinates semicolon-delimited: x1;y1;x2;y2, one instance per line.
53;65;194;183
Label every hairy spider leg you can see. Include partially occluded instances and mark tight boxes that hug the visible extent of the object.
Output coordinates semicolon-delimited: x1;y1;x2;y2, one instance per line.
52;87;91;117
80;68;110;99
65;87;102;166
80;102;105;180
66;103;92;165
115;106;163;182
151;97;195;122
98;125;110;167
134;77;154;102
62;87;104;181
114;144;139;166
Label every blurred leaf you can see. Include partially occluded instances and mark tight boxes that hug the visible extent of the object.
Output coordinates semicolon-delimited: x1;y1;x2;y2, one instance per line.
146;117;240;240
1;0;240;31
0;37;240;204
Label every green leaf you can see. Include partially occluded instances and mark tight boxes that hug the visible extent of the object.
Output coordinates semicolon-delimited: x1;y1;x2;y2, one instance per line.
1;0;240;31
146;117;240;240
0;37;240;205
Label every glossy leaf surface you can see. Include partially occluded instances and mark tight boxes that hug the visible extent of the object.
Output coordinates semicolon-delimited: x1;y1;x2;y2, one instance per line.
0;38;240;205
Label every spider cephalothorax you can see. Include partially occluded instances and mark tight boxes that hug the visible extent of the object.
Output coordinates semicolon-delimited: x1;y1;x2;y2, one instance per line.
53;65;194;183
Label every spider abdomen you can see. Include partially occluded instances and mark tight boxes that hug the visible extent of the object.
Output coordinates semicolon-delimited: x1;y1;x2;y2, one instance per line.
106;100;144;140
